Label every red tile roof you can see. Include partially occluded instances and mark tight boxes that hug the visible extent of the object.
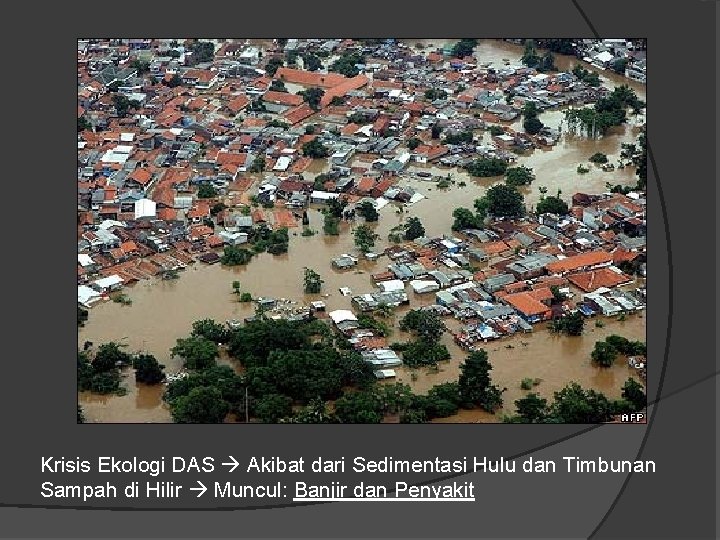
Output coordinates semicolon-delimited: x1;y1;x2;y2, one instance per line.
262;90;304;107
545;251;613;274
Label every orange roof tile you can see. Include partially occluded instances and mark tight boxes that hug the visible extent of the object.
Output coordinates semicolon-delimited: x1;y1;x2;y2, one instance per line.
567;268;632;292
545;251;613;274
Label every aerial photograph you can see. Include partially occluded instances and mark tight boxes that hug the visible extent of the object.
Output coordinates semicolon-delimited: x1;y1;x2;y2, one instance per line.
77;38;647;424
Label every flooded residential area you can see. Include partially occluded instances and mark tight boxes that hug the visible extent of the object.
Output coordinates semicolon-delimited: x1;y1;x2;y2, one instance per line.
78;38;647;423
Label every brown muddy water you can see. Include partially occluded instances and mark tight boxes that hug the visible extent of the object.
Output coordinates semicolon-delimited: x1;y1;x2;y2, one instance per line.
79;39;646;423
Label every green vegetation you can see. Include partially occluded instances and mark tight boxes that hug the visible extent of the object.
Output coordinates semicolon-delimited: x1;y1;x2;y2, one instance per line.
621;378;646;411
536;195;569;216
323;214;340;235
197;184;218;199
407;137;422;150
78;305;88;327
464;157;508;177
330;51;365;77
476;184;525;219
522;101;544;135
353;224;378;252
249;156;266;173
425;88;448;101
504;166;534;187
221;246;254;266
444;130;473;145
240;292;253;302
577;164;590;174
404;217;425;241
265;57;284;76
550;311;585;336
171;335;219;370
303;53;322;71
298;87;324;111
302;137;330;158
451;207;483;231
591;335;646;368
589;152;608;164
133;354;166;385
357;200;379;222
505;382;616;423
565;85;645;136
489;125;505;136
458;349;505;412
572;64;601;87
451;39;477;58
303;267;324;294
191;318;229;344
190;41;215;63
521;39;555;72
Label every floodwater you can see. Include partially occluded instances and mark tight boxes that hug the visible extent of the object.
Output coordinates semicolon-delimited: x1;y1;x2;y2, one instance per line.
79;39;646;423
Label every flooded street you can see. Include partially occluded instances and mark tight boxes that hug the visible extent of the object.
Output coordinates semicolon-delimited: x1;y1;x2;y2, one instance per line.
79;39;646;423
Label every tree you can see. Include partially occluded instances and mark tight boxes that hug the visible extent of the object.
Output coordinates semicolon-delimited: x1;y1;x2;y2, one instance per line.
589;152;609;164
549;285;565;305
554;311;584;336
165;73;183;88
465;157;508;177
221;246;254;266
327;197;348;218
299;87;324;111
171;386;229;423
303;53;322;71
189;41;215;63
191;319;229;344
451;207;482;231
425;88;448;101
334;391;384;423
404;217;425;241
289;399;336;424
249;156;266;173
357;200;379;222
78;305;89;327
521;40;541;69
402;341;451;368
302;138;330;158
78;116;91;133
112;94;131;118
303;267;324;294
481;184;525;219
171;336;219;370
354;224;378;253
323;214;340;235
400;310;446;343
540;51;556;72
430;124;442;139
451;39;477;58
523;115;544;135
611;58;628;75
329;51;365;77
591;340;619;367
133;354;166;384
621;378;646;411
265;57;284;76
406;137;421;150
536;195;569;216
458;349;504;412
197;184;217;199
547;383;614;423
240;292;253;302
93;342;132;372
489;125;505;136
504;166;534;187
210;202;227;216
254;394;293;423
515;393;549;423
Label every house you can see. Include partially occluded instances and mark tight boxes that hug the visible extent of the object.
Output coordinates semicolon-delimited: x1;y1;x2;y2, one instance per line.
506;252;558;280
545;250;613;276
332;254;358;269
567;267;633;292
91;274;124;293
503;288;553;323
